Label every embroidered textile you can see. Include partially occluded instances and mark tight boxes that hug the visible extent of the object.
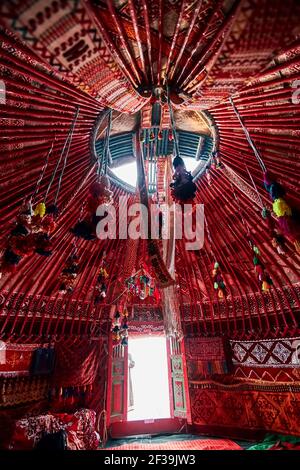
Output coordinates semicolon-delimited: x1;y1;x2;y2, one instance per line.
185;337;229;378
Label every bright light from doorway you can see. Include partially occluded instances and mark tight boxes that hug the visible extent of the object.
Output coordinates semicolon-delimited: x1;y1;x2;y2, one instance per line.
127;336;170;421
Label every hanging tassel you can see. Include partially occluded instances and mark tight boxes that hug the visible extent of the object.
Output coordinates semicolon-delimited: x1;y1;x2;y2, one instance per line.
269;182;285;201
158;130;163;140
273;198;292;217
262;280;271;292
34;202;46;218
218;289;224;299
168;129;173;141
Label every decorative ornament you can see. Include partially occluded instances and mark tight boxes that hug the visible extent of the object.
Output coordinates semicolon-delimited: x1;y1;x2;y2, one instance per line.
126;264;158;301
263;172;300;252
94;256;109;304
72;176;113;240
211;151;223;170
58;252;80;294
111;306;129;347
249;240;273;292
212;261;226;299
170;155;197;203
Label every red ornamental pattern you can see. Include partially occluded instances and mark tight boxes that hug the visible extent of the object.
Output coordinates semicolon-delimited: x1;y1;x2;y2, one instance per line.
0;343;36;374
190;385;300;436
0;0;146;112
233;365;300;384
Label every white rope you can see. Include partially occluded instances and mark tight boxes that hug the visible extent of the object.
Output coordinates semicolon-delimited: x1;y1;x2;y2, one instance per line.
166;86;180;157
100;109;113;176
54;106;80;204
44;106;79;203
229;97;267;172
30;141;53;205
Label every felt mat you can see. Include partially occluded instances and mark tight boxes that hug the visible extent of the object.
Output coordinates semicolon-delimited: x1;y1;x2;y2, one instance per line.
103;438;242;450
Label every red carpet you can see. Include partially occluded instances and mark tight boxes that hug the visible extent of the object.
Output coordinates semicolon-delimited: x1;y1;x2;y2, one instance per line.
104;439;242;450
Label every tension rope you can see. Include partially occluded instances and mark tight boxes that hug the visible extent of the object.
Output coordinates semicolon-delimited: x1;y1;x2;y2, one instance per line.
43;106;80;205
29;140;54;207
229;97;266;172
98;109;112;177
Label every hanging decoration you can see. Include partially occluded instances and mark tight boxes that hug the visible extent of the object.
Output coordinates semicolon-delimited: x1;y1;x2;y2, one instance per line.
261;207;285;255
250;240;273;292
229;97;299;253
94;253;109;304
58;247;80;294
72;110;113;241
223;167;275;292
263;172;300;252
205;217;227;300
72;176;113;240
31;104;79;255
212;262;226;299
126;264;159;302
167;89;197;203
211;151;223;170
0;201;35;276
170;155;197;203
31;203;58;257
111;306;129;346
0;107;80;278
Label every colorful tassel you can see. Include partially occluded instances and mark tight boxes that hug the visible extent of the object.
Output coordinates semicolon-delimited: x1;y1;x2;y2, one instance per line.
212;262;226;299
273;198;292;217
250;240;273;292
34;202;46;218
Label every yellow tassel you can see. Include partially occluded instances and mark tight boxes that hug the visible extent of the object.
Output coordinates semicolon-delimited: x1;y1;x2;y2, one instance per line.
218;289;224;299
34;202;46;218
273;198;292;217
99;267;109;278
262;281;270;292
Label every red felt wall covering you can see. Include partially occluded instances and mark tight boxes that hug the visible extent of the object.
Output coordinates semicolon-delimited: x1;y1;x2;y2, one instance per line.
183;43;300;437
0;4;300;438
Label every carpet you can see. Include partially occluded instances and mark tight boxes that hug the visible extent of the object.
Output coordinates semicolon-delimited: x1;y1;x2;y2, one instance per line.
104;439;242;450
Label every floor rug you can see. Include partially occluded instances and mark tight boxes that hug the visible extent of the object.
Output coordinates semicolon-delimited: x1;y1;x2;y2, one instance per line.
104;439;242;450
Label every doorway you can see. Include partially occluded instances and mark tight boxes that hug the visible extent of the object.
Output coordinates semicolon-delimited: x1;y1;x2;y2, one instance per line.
108;333;190;438
127;336;171;421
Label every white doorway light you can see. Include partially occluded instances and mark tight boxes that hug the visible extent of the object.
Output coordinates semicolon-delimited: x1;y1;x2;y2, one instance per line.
127;336;171;421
